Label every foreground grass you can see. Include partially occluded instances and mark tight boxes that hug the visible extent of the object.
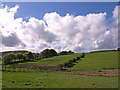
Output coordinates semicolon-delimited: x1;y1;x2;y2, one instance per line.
2;72;118;88
65;51;118;71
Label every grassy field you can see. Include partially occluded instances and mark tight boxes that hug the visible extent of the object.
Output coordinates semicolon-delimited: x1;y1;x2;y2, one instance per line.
2;50;119;88
2;72;118;88
2;53;82;72
19;53;82;65
65;51;119;71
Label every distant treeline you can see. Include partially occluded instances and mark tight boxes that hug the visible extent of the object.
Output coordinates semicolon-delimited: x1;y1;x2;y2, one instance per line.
1;50;28;56
1;49;74;65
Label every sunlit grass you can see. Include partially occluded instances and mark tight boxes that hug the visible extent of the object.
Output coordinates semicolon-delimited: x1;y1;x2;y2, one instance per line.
2;72;118;88
65;51;119;71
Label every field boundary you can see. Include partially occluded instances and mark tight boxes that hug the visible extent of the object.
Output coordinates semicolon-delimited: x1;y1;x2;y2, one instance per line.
56;69;120;76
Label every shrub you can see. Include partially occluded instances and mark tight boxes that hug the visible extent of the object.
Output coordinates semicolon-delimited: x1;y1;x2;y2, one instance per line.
68;60;73;64
57;64;63;70
76;57;80;60
73;58;76;62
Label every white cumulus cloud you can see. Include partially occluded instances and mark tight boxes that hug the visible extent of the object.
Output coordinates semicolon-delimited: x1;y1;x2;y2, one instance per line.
0;5;119;53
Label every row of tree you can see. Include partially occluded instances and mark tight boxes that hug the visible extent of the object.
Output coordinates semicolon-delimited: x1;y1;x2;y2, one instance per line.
2;49;74;65
57;53;85;70
3;52;34;65
58;50;74;55
39;49;74;58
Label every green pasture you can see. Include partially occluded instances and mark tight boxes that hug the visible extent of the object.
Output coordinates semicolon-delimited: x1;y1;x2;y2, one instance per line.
2;72;118;88
65;51;119;71
19;53;81;65
2;50;119;88
2;53;82;72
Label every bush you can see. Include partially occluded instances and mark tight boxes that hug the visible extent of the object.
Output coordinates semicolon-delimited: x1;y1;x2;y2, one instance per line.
68;60;73;64
63;62;69;67
57;64;64;70
73;58;76;62
76;57;80;60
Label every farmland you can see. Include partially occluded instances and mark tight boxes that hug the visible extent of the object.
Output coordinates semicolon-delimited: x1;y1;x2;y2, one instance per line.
2;53;82;72
65;50;118;71
21;53;82;65
2;72;118;88
2;50;119;88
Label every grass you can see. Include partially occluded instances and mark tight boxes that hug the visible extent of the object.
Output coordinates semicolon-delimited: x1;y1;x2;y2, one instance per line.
3;53;82;72
2;50;119;88
2;53;82;72
19;53;82;65
3;64;56;72
2;72;118;88
65;51;119;71
3;51;119;71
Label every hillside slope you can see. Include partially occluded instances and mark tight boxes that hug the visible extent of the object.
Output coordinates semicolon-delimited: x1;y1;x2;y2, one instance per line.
65;50;119;71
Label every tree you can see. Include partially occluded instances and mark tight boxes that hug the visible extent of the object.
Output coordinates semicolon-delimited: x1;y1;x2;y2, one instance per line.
3;53;16;64
68;50;74;54
40;49;50;58
24;52;34;60
117;48;120;51
16;53;25;61
73;58;76;62
33;53;40;60
59;50;74;55
59;51;68;55
49;49;58;57
40;49;58;58
28;52;34;60
81;53;85;58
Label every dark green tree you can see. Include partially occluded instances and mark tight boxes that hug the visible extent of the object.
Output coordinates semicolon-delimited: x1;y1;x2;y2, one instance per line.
117;48;120;51
58;51;68;55
33;53;40;60
24;52;34;60
68;50;74;54
40;49;58;58
16;53;25;61
59;50;74;55
49;49;58;57
40;49;50;58
3;53;16;64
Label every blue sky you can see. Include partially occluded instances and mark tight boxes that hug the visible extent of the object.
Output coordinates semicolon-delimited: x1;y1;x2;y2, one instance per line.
2;2;118;21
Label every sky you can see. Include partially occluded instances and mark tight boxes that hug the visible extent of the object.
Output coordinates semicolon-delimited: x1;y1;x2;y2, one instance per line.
0;2;119;53
2;2;118;20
